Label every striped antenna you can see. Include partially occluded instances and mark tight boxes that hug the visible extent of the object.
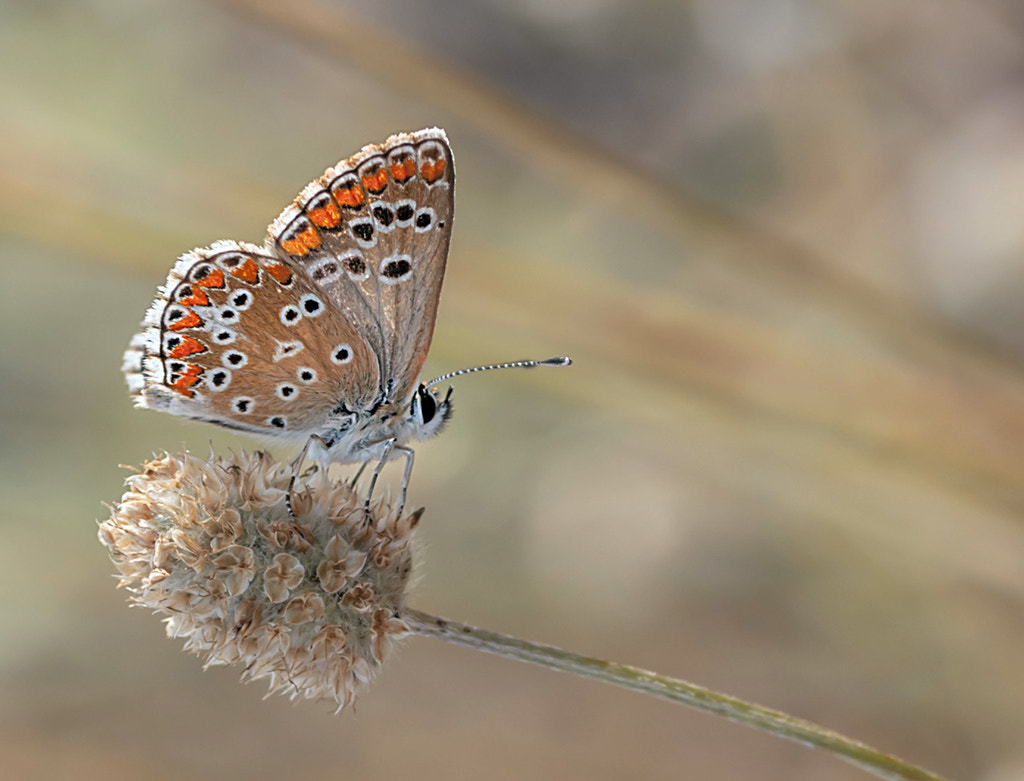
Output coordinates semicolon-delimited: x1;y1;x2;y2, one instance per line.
424;356;572;389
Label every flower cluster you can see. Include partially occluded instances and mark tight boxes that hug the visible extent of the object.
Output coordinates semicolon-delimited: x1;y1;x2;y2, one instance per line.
98;451;418;710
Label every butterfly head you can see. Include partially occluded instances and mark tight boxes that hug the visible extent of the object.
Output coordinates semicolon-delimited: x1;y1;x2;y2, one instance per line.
407;383;453;441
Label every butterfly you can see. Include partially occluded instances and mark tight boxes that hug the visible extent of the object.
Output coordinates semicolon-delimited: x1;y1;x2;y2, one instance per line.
123;128;569;514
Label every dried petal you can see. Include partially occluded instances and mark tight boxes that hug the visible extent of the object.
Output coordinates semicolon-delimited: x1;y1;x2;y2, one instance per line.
340;583;375;613
283;592;326;625
317;534;368;593
263;553;305;604
212;545;256;597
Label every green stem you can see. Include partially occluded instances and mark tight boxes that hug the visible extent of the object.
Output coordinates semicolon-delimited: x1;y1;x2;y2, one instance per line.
403;608;950;781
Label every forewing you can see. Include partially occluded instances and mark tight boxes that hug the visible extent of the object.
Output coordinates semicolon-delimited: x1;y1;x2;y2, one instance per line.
123;241;379;438
267;127;454;407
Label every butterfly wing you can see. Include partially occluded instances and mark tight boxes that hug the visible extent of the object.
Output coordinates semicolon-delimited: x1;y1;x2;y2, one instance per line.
266;128;455;408
124;128;453;439
123;241;380;440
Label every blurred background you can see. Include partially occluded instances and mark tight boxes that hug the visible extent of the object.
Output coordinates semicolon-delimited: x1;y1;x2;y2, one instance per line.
2;0;1023;778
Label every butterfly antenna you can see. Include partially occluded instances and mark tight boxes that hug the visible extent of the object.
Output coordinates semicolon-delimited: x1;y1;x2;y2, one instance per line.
424;356;572;389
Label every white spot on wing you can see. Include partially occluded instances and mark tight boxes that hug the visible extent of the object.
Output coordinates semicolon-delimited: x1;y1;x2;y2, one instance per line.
339;251;369;282
275;383;298;401
349;217;377;249
378;254;413;285
213;328;236;345
227;290;253;310
299;294;324;318
273;340;305;361
331;344;353;364
413;206;436;233
207;368;231;391
394;199;416;227
372;202;397;233
223;350;248;369
309;257;342;285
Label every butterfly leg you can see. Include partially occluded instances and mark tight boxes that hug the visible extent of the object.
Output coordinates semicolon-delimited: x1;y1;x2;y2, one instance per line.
393;444;415;519
363;438;396;521
286;434;329;518
349;459;370;489
362;439;415;520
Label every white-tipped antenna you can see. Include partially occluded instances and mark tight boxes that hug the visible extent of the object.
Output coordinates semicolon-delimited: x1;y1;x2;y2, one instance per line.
425;356;572;389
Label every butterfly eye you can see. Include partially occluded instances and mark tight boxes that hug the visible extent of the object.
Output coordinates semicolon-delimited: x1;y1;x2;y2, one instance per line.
417;388;437;424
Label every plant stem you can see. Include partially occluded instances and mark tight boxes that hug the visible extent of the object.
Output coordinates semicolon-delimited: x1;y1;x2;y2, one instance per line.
404;608;950;781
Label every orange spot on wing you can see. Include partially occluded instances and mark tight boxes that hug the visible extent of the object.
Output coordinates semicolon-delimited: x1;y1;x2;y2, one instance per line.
308;199;341;228
420;157;446;183
168;309;203;331
280;237;309;256
281;226;321;256
170;363;202;396
167;335;206;359
361;168;388;194
298;226;321;249
333;184;365;209
194;269;226;289
228;257;259;284
390;157;416;182
178;288;209;307
265;263;293;285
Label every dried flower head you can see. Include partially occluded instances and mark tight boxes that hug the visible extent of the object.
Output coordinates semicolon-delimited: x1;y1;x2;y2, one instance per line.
98;450;419;710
